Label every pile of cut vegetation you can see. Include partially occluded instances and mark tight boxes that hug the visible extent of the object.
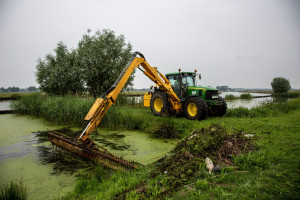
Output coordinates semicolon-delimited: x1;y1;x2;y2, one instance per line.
152;123;254;193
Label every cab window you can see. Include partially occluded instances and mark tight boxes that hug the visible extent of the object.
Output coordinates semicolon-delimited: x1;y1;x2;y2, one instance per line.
167;75;180;88
182;75;195;87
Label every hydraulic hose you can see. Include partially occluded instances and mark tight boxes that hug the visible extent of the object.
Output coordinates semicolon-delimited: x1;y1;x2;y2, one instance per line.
133;51;145;60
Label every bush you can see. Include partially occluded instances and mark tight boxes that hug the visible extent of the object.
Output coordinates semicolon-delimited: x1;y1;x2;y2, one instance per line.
240;93;251;99
271;77;291;93
225;94;237;100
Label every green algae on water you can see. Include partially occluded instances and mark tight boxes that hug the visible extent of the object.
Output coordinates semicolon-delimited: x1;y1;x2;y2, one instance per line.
93;129;178;165
0;114;77;200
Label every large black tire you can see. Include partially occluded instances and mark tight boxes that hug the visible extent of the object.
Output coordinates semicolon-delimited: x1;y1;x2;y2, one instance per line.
184;97;208;120
209;97;227;117
161;106;171;117
217;97;227;117
150;91;170;116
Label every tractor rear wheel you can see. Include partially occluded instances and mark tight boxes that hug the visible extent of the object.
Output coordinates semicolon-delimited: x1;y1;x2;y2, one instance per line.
150;91;170;116
184;97;208;120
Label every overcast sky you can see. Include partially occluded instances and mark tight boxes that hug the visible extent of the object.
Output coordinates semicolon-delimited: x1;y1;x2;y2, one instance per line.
0;0;299;89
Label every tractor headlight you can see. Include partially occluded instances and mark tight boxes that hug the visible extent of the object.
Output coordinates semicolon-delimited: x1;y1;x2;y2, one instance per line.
212;95;219;99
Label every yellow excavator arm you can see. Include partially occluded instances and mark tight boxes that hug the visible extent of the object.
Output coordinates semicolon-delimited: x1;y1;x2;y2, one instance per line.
78;52;180;146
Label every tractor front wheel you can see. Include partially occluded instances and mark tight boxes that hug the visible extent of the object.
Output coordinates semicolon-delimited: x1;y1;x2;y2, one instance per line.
150;91;170;116
208;97;227;117
216;97;227;117
184;97;208;120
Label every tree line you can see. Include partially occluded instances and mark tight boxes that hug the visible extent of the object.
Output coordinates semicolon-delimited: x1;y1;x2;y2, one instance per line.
36;29;134;97
215;78;291;94
0;86;37;93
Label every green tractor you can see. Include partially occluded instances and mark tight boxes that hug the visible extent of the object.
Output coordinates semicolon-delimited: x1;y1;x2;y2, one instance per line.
144;70;227;120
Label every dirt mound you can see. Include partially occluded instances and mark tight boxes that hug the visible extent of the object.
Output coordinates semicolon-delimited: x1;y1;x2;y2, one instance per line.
152;123;253;192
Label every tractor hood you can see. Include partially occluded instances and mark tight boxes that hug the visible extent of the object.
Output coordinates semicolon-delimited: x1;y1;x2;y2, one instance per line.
188;86;218;91
187;86;219;99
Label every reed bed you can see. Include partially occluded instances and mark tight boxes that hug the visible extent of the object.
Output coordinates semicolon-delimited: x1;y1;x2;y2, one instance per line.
225;94;238;100
11;94;189;138
272;92;299;98
11;94;94;126
225;99;300;118
0;180;27;200
240;93;252;99
11;94;300;137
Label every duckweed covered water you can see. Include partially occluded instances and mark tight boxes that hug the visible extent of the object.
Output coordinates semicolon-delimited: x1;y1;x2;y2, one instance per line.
0;114;178;199
0;114;81;200
92;129;177;165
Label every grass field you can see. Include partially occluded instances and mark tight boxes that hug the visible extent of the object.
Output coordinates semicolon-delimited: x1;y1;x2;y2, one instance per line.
59;98;300;200
9;94;300;199
0;92;36;100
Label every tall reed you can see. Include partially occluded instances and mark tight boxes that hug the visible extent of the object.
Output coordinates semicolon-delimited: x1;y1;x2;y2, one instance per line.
225;99;300;118
240;93;252;99
11;94;300;136
11;94;94;126
11;94;189;138
225;94;238;100
0;180;27;200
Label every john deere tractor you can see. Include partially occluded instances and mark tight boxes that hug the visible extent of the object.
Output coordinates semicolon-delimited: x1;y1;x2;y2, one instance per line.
144;69;227;120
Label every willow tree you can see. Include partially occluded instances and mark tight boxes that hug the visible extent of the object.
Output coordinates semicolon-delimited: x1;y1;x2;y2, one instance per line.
77;29;133;97
36;42;84;95
36;29;133;97
271;77;291;93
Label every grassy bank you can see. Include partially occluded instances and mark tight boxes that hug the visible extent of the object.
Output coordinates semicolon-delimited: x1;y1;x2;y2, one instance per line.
226;99;300;118
10;94;300;199
61;98;300;199
10;94;193;138
272;92;299;98
11;94;300;138
0;92;37;100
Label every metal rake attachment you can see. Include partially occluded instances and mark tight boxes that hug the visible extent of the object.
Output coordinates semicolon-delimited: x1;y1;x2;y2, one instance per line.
48;131;138;171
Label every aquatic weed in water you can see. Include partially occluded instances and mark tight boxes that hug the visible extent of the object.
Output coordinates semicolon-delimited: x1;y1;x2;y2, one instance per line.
240;93;252;99
0;180;27;200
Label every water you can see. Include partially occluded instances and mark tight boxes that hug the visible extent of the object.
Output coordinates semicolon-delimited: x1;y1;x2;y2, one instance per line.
0;101;10;110
219;91;271;98
93;130;177;165
0;114;78;200
126;96;143;104
220;92;272;109
0;114;177;199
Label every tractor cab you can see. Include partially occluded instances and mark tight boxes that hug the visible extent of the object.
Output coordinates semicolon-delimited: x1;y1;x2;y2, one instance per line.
165;71;196;99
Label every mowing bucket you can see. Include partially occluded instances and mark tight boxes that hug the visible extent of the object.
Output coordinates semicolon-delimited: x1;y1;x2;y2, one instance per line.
48;131;138;171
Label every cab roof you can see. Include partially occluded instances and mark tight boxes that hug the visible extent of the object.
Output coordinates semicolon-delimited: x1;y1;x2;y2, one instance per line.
165;72;195;76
